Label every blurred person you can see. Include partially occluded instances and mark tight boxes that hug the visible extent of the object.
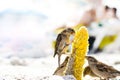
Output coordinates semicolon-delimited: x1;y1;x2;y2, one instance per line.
73;0;110;53
80;1;120;53
53;0;119;54
94;7;119;53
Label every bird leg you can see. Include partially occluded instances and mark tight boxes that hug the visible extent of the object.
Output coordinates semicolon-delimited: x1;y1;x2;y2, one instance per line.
58;55;61;67
58;43;70;67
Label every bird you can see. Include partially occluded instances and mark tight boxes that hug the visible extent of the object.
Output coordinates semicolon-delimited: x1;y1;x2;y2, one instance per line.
53;56;69;76
53;28;75;67
83;66;98;77
86;56;120;80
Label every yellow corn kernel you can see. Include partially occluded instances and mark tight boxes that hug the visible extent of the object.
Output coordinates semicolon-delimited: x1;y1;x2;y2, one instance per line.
65;26;89;80
73;26;89;80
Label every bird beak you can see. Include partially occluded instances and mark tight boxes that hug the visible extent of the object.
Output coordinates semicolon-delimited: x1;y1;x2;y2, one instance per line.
85;56;88;59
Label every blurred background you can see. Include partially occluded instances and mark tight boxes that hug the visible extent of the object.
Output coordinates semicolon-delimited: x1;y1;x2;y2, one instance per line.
0;0;120;79
0;0;120;58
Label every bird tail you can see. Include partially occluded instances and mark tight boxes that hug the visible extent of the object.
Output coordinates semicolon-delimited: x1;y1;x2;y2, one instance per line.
53;53;56;57
53;51;58;57
53;49;57;57
114;71;120;76
117;72;120;76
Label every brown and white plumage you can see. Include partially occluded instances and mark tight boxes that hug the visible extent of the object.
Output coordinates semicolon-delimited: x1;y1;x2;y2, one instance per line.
86;56;120;80
53;57;69;76
53;28;75;67
83;66;98;77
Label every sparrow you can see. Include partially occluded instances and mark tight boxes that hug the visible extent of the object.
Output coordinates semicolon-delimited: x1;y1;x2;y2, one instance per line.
53;56;69;76
83;66;98;77
86;56;120;80
53;28;75;67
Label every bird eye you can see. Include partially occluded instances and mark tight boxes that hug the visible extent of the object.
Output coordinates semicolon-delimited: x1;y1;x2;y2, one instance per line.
90;58;96;62
91;59;94;62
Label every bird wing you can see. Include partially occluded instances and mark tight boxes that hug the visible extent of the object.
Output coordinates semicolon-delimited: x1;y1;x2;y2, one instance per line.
53;33;66;57
96;62;120;73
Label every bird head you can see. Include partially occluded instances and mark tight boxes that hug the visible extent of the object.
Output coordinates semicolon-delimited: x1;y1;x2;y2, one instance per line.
63;28;75;35
85;56;98;64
